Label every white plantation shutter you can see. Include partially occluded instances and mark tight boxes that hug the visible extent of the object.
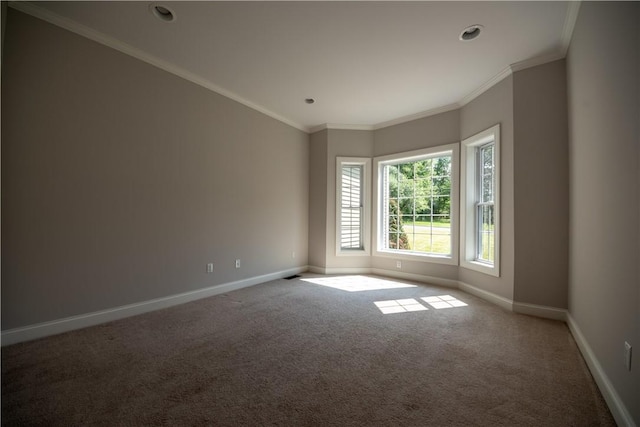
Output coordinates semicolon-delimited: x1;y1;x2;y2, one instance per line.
340;165;363;250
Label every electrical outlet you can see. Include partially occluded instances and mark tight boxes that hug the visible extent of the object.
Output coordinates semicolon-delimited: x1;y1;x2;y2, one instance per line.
206;263;214;273
396;260;402;269
624;342;632;371
235;259;241;269
292;251;296;259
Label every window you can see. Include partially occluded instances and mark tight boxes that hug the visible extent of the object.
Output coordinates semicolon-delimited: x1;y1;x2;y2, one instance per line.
336;157;371;256
476;142;495;263
461;125;500;276
373;144;459;264
340;164;363;249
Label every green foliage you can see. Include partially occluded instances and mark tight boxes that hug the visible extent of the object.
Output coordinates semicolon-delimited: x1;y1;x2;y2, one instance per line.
386;156;451;219
385;155;453;254
388;199;410;250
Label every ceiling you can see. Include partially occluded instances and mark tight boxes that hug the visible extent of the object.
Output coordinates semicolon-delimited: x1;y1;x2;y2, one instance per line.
18;1;577;132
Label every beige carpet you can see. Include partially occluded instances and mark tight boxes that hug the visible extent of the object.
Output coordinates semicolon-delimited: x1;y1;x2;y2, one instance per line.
2;274;614;426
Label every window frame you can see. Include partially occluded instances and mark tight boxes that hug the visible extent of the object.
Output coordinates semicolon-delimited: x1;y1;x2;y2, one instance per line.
460;124;500;277
336;157;371;256
373;143;459;265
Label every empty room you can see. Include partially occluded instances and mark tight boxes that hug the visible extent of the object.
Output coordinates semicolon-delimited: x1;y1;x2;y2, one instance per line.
1;1;638;425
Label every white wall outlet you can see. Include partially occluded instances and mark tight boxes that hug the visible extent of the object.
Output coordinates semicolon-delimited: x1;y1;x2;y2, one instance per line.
396;260;402;269
624;341;632;371
292;251;296;259
206;263;214;273
235;259;241;269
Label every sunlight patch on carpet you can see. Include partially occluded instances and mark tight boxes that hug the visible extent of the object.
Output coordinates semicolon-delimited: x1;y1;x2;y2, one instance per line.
374;298;428;314
374;295;469;314
422;295;468;309
301;275;417;292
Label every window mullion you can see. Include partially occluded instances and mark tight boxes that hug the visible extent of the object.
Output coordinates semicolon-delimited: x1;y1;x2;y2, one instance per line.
379;153;452;257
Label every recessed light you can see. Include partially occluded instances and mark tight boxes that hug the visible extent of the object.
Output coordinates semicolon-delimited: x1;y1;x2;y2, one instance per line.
459;25;483;41
305;98;315;104
150;3;176;23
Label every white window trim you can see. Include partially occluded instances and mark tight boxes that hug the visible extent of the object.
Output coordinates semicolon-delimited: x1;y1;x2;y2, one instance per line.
373;143;459;265
336;157;371;256
460;124;500;277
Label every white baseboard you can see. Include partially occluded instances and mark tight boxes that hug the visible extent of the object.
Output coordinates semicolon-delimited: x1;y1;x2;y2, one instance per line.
458;281;514;312
307;265;326;274
1;266;308;346
566;315;637;427
322;267;373;275
3;267;570;346
513;301;568;321
371;268;459;289
307;265;368;275
3;267;632;427
311;264;635;427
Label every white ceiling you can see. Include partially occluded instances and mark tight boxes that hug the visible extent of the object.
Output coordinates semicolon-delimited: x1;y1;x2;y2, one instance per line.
19;1;577;132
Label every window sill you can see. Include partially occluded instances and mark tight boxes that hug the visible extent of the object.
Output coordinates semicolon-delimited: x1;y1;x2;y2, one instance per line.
460;260;499;277
336;249;370;257
375;249;458;265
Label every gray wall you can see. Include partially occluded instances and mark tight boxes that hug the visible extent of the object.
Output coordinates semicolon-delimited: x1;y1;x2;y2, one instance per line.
460;77;515;300
1;1;7;59
2;10;309;330
566;2;640;423
373;110;460;157
308;130;328;268
308;128;374;271
513;60;569;308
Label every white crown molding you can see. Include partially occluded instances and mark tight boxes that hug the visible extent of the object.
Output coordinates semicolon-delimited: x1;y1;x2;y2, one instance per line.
509;52;567;74
458;66;513;108
561;1;582;57
372;103;460;131
308;124;328;134
319;46;568;132
316;46;568;132
309;123;375;134
9;1;579;135
8;1;308;133
366;46;568;129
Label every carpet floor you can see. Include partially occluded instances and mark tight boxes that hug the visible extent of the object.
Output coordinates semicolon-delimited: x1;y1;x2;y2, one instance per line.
2;274;615;426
